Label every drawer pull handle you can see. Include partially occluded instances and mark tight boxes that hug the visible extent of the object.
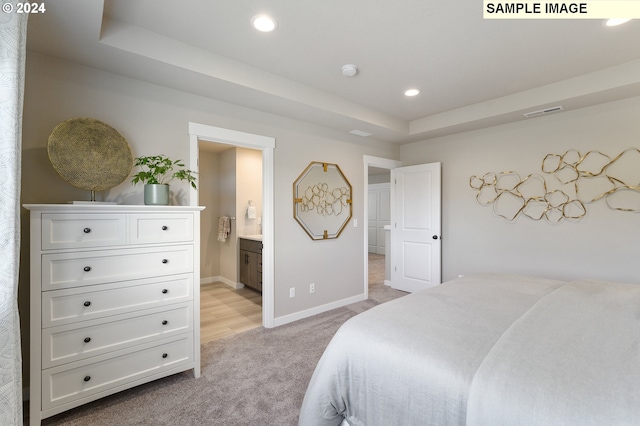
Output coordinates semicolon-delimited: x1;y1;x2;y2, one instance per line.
162;259;168;264
162;320;168;325
83;228;91;233
162;289;168;294
83;266;91;272
84;337;91;343
162;353;168;359
83;376;91;382
83;301;91;307
162;225;168;230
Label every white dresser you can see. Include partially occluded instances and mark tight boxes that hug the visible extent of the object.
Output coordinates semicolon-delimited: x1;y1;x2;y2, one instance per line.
24;204;204;426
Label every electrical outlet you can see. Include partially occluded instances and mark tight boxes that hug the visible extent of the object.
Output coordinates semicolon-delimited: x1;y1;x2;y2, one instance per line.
310;283;315;294
289;287;295;298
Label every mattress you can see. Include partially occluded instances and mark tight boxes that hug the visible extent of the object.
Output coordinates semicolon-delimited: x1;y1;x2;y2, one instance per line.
298;274;640;426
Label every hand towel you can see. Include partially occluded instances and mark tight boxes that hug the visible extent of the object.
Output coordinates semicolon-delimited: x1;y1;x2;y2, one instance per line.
218;216;230;242
247;205;257;219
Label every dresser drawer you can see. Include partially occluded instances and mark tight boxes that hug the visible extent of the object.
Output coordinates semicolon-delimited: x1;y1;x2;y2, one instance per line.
43;303;193;368
42;245;194;291
130;213;194;244
42;274;193;328
42;334;193;411
42;214;127;250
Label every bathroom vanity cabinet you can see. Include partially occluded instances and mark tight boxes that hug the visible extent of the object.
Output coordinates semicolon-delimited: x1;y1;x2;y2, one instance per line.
239;237;262;292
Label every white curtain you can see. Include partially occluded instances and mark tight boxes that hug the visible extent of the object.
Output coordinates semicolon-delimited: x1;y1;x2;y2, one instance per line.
0;3;27;425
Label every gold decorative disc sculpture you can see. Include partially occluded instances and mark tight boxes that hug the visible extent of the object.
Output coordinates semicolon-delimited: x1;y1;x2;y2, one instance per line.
293;161;353;240
48;118;133;201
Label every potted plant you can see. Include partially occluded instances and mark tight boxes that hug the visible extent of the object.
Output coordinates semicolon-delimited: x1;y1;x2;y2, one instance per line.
131;155;197;205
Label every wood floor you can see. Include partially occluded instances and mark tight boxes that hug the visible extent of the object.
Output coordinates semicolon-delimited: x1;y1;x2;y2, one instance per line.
200;282;262;345
200;254;385;345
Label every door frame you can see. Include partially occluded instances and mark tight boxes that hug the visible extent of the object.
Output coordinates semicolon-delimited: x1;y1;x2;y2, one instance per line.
189;122;276;328
363;155;402;298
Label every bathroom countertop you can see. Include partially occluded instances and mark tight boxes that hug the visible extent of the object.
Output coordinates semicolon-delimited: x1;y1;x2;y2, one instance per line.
240;234;263;241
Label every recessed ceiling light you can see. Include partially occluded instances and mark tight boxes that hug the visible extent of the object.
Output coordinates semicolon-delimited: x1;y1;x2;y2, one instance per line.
251;14;278;32
604;18;631;27
404;89;420;97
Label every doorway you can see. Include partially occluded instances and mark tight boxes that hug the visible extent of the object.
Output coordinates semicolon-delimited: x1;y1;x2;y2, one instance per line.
363;156;442;296
188;122;275;329
198;142;263;343
363;156;402;299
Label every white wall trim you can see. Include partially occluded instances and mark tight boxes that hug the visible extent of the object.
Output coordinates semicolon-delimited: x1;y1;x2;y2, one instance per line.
272;293;366;327
200;276;244;289
200;276;216;285
189;122;276;328
368;182;390;190
363;155;402;170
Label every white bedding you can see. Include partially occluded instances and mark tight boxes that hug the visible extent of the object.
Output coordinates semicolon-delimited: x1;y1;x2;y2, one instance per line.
298;274;640;426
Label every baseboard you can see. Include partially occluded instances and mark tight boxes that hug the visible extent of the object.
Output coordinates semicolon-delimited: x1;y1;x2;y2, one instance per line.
384;279;392;287
200;276;244;289
200;276;217;285
272;293;366;327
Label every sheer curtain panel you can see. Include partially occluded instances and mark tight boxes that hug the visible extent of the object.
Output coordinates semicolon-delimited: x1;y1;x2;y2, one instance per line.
0;3;27;424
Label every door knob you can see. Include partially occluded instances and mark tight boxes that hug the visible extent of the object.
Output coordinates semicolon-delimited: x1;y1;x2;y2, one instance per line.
432;235;438;240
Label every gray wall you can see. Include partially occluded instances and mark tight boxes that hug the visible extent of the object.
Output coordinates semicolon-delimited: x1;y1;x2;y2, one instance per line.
400;96;640;284
198;149;221;281
218;148;238;282
199;146;263;286
19;51;399;379
235;147;263;237
24;49;639;387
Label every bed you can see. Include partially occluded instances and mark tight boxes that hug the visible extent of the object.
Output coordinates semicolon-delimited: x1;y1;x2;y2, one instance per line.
298;274;640;426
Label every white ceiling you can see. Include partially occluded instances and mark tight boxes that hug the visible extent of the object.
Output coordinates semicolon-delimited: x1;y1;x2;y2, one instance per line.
27;0;640;144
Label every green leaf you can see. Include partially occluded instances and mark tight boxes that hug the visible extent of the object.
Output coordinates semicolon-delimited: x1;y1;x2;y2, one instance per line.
131;154;198;189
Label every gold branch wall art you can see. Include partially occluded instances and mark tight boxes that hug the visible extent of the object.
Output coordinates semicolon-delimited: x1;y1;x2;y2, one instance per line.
470;148;640;223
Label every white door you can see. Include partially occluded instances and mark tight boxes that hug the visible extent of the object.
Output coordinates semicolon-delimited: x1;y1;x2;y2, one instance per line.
391;163;441;293
368;183;390;254
367;189;379;253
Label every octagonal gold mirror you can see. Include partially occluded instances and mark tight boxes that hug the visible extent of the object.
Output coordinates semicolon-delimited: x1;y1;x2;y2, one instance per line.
293;162;352;240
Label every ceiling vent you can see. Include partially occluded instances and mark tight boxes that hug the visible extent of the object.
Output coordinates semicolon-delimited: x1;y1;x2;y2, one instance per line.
523;106;564;118
349;129;372;137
